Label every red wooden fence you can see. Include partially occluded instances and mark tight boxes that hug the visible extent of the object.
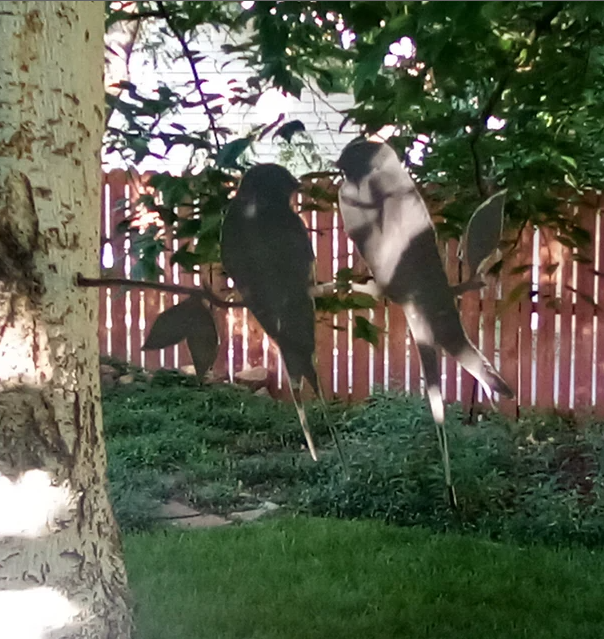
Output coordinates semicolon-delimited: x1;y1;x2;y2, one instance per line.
100;171;604;417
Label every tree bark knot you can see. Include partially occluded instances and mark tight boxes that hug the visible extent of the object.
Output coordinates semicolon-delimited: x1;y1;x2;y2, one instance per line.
0;171;43;298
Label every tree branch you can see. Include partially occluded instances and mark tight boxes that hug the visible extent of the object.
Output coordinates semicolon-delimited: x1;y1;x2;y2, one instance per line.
77;274;244;309
469;72;511;198
111;10;165;21
156;1;222;151
78;274;389;308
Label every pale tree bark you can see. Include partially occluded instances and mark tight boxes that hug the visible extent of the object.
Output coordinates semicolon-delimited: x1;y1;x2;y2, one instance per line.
0;3;132;638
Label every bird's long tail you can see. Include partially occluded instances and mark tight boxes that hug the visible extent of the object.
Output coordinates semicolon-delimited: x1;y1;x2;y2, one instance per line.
455;343;514;403
299;265;349;475
289;373;348;477
288;377;318;462
404;303;457;508
415;343;457;509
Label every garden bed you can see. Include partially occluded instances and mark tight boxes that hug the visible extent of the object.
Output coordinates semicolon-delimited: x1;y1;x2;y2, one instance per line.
103;364;604;547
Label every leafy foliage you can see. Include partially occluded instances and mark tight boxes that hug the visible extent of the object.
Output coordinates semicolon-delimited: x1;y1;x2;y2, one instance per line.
217;1;604;241
107;1;604;256
300;392;604;547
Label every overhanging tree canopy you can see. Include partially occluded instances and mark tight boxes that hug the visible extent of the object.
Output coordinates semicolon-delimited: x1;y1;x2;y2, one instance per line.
106;0;604;266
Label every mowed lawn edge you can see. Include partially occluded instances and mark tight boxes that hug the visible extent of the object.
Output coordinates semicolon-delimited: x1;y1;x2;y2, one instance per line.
124;516;604;639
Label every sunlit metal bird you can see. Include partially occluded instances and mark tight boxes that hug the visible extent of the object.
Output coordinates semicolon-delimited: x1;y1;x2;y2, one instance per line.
220;164;321;460
336;139;513;505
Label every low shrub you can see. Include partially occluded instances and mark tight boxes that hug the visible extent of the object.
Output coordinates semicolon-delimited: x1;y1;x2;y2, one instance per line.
293;392;604;546
103;369;604;546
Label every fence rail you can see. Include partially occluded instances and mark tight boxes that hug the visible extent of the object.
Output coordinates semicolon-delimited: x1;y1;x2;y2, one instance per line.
100;171;604;417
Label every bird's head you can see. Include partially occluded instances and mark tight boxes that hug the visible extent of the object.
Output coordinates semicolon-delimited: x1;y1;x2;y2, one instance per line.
237;164;300;200
336;139;400;184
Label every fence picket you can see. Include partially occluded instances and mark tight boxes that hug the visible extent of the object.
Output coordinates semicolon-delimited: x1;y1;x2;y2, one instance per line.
314;201;335;401
535;227;556;410
517;229;535;412
108;171;128;362
460;288;481;410
596;199;604;408
387;302;407;393
557;230;574;413
444;240;459;403
351;309;371;400
335;221;350;400
574;202;597;412
373;304;386;392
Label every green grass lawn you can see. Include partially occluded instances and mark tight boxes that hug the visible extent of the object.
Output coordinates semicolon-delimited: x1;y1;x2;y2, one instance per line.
125;516;604;639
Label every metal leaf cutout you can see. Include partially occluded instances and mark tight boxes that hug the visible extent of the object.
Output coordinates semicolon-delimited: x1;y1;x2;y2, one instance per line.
460;190;507;278
185;323;219;381
143;295;218;379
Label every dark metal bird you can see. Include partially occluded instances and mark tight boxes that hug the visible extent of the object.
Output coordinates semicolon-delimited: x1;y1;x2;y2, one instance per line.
220;164;320;460
336;139;513;505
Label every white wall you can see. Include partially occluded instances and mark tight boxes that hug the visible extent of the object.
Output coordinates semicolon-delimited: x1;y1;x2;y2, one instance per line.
103;22;359;175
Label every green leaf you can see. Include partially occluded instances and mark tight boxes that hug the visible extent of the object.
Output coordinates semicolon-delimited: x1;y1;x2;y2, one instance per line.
560;155;578;170
130;227;165;281
215;137;253;168
349;293;377;310
315;294;349;314
274;120;306;143
198;213;223;237
543;263;559;277
354;55;384;100
353;315;382;347
131;258;163;282
577;291;598;308
194;233;221;264
170;245;208;271
335;267;355;285
176;218;202;239
510;263;533;275
147;174;192;209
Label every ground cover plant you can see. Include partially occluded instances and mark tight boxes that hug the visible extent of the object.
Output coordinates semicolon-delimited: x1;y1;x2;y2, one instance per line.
104;366;604;547
124;517;604;639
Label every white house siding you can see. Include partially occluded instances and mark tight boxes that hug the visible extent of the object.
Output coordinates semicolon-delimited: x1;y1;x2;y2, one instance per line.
104;23;359;175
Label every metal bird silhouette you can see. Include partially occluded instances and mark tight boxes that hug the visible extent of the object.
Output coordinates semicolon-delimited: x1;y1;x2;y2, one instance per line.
336;139;513;506
220;164;321;460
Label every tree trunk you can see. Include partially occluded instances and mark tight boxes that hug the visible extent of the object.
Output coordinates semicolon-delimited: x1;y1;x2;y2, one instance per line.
0;3;132;638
